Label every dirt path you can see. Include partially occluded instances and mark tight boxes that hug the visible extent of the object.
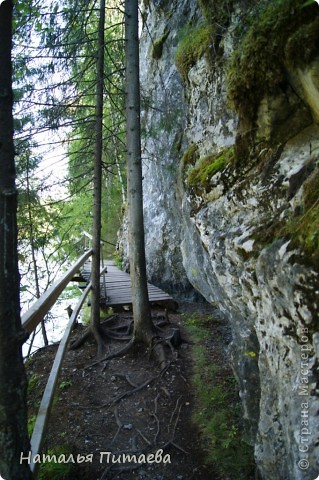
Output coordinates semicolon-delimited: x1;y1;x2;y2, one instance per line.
26;302;229;480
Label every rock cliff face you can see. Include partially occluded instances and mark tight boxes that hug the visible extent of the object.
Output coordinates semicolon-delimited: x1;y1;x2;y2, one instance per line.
122;1;319;478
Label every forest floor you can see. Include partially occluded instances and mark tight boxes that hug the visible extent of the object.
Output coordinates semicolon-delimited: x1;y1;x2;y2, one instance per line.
26;301;252;480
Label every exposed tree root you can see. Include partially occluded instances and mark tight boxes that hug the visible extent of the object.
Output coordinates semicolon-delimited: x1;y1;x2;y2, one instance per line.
102;373;159;407
112;373;138;388
71;309;182;371
111;407;124;444
151;393;160;445
100;390;186;480
69;315;119;351
136;428;152;446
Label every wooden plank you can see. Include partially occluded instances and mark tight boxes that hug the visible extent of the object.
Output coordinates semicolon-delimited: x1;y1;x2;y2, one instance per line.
83;260;178;310
22;250;93;334
30;282;92;476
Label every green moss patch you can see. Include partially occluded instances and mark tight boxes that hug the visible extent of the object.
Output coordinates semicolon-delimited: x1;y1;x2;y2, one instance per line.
181;143;200;169
152;30;170;60
175;23;213;80
187;146;234;193
198;0;234;27
227;0;319;118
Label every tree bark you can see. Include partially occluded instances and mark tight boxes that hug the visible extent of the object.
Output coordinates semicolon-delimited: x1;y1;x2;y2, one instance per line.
0;1;33;478
91;0;106;356
125;0;154;344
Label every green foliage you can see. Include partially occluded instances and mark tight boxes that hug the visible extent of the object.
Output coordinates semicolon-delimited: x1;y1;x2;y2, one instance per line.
187;146;234;192
184;313;255;479
28;373;40;393
28;414;37;437
175;22;213;80
39;445;73;480
152;30;170;59
227;0;319;117
198;0;234;25
59;380;72;390
113;250;123;269
80;305;91;326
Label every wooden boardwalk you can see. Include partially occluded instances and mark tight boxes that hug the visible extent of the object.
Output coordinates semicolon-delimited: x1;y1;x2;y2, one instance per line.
80;260;178;311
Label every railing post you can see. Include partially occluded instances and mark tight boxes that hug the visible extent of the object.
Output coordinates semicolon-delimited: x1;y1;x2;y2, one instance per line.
101;243;107;302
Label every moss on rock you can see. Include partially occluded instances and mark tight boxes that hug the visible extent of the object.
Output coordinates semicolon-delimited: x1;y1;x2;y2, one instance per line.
227;0;319;118
187;146;235;193
175;22;213;80
152;30;170;60
182;143;200;169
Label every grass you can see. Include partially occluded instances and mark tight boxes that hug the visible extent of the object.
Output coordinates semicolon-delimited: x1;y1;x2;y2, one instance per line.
184;312;255;479
59;380;72;390
39;445;74;480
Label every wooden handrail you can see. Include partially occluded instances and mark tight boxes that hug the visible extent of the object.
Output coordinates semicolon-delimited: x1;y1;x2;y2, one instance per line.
82;229;105;246
82;230;93;240
22;249;93;334
28;263;107;477
30;281;92;477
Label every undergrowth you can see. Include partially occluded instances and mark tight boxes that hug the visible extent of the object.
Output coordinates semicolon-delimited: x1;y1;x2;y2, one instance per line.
39;445;74;480
184;312;255;479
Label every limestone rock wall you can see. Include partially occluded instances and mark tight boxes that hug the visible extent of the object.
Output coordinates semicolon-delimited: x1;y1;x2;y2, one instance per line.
119;1;319;478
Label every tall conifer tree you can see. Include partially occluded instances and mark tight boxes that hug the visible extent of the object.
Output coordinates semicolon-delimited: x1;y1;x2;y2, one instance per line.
0;1;33;478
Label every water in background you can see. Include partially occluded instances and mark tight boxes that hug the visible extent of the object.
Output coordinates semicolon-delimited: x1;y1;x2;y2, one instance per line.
19;247;84;357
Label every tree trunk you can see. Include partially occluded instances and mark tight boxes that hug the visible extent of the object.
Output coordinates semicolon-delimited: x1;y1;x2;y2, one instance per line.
0;1;33;478
91;0;106;356
125;0;154;344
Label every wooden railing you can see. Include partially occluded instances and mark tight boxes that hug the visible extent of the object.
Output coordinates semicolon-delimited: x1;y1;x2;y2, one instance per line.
22;250;92;334
21;245;106;477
